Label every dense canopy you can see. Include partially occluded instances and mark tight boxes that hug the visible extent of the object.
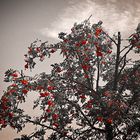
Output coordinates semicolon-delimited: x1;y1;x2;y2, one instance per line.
0;18;140;140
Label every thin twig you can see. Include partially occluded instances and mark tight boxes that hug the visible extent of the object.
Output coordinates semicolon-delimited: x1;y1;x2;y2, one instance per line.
118;45;134;64
96;56;100;92
104;32;118;46
117;55;126;78
120;45;131;53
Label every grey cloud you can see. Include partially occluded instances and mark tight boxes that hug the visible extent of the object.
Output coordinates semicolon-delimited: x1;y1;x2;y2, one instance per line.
40;0;140;39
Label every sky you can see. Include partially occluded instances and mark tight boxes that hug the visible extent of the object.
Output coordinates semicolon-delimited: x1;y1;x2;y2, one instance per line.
0;0;140;139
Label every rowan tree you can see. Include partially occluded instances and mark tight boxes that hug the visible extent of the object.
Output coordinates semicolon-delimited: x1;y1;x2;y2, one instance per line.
0;17;140;140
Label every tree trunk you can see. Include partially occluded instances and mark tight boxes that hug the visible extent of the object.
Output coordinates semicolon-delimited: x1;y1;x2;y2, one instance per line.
113;32;121;91
105;124;113;140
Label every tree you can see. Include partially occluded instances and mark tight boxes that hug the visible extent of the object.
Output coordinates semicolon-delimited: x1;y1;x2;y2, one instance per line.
0;17;140;140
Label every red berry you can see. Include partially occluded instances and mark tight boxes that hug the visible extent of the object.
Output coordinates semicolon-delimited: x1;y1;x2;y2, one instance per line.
106;118;113;124
1;97;8;102
40;93;45;97
36;47;40;52
75;42;80;47
82;65;90;71
86;104;92;108
40;55;45;61
97;116;103;122
47;86;55;91
94;42;98;45
84;74;89;78
28;48;32;54
50;49;55;53
107;50;112;54
36;86;44;90
136;46;140;48
87;34;91;38
80;95;86;99
46;109;51;113
0;119;6;125
9;112;14;118
53;122;59;127
11;73;18;77
95;28;102;37
2;104;8;110
101;61;106;64
84;57;90;62
47;100;53;106
104;91;111;97
52;114;59;120
64;39;68;43
56;67;61;73
22;89;28;94
21;80;28;85
9;89;16;93
87;100;94;104
24;63;28;69
81;40;87;45
96;51;103;57
44;92;50;96
40;92;49;97
11;84;17;87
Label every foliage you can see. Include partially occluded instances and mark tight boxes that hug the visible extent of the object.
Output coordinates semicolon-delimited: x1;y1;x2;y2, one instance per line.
0;17;140;140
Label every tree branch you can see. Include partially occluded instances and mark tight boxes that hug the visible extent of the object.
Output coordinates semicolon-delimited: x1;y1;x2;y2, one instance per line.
26;118;74;140
113;32;121;91
118;45;134;64
103;32;118;46
65;98;106;133
120;44;131;53
117;55;126;78
96;56;100;92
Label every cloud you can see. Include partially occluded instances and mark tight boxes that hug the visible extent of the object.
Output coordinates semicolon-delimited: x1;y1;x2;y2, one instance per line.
40;0;140;39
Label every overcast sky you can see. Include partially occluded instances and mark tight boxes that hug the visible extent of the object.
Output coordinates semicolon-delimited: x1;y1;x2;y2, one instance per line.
0;0;140;139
